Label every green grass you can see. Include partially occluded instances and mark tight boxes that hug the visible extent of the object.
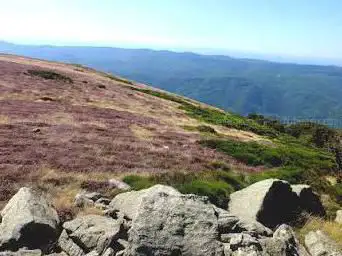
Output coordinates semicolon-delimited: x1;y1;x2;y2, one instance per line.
27;69;73;83
200;138;336;170
123;170;245;208
106;74;134;85
182;125;217;134
128;87;279;137
130;87;188;104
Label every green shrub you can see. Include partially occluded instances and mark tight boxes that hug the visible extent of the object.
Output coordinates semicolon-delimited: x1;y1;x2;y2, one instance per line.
201;138;336;170
127;86;278;137
247;167;305;184
177;179;232;208
106;74;134;85
179;104;278;137
27;69;73;83
130;87;188;104
182;125;217;134
122;175;156;190
123;170;245;208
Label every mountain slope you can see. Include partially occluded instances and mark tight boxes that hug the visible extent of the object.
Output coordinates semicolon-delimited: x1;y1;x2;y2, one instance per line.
0;54;340;218
1;42;342;124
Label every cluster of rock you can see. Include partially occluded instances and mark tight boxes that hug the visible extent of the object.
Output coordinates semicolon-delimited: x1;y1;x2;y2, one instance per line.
0;179;340;256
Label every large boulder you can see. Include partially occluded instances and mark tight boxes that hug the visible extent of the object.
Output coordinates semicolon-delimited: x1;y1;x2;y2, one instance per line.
109;184;181;220
228;179;300;228
291;185;325;217
109;184;299;256
58;215;123;256
228;179;325;229
0;187;60;252
121;187;224;256
305;230;341;256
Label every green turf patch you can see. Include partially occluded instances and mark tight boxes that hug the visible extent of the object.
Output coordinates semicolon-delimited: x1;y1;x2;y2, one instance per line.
123;170;245;208
201;138;336;170
106;74;134;85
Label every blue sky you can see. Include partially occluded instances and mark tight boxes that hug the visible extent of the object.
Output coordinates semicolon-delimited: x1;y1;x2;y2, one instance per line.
1;0;342;60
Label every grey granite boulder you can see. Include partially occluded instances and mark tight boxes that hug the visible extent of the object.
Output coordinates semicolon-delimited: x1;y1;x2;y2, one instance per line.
291;184;325;217
305;230;341;256
114;185;223;256
0;187;60;252
109;184;181;220
59;215;123;256
228;179;300;228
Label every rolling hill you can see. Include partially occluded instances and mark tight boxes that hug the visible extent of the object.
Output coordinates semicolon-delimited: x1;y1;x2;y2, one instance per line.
0;54;341;216
1;41;342;126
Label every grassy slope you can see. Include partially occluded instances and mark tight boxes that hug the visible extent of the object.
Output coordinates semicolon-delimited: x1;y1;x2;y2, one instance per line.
0;55;341;243
119;87;341;214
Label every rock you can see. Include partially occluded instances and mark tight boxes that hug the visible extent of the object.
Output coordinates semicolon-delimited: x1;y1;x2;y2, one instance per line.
291;184;325;217
0;249;42;256
83;192;102;201
118;185;224;256
215;207;240;234
84;251;99;256
108;179;131;190
74;191;102;207
335;209;342;224
109;184;181;220
226;233;262;251
58;229;84;256
102;248;115;256
305;230;341;256
95;198;111;205
0;187;60;252
233;220;273;237
298;244;311;256
32;128;41;133
215;206;272;237
261;224;300;256
228;179;300;228
46;253;68;256
60;215;123;255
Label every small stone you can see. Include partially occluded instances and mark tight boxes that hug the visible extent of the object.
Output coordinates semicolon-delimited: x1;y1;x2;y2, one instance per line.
108;179;131;190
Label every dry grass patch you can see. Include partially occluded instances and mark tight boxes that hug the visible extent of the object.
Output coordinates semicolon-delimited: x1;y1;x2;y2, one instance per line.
0;115;10;124
130;124;154;141
38;112;78;126
27;167;127;219
297;216;342;247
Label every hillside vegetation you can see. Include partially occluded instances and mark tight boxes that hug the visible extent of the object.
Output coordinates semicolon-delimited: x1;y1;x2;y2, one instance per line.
2;41;342;125
0;54;340;224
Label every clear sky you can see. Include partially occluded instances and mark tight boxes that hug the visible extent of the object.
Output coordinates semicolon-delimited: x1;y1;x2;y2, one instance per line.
1;0;342;60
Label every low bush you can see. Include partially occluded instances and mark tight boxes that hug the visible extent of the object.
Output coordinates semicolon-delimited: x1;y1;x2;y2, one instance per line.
123;170;245;208
106;74;134;85
27;69;73;83
122;175;156;190
201;138;336;170
182;125;217;134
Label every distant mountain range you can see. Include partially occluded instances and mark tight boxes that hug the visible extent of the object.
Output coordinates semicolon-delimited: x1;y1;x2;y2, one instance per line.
1;40;342;125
